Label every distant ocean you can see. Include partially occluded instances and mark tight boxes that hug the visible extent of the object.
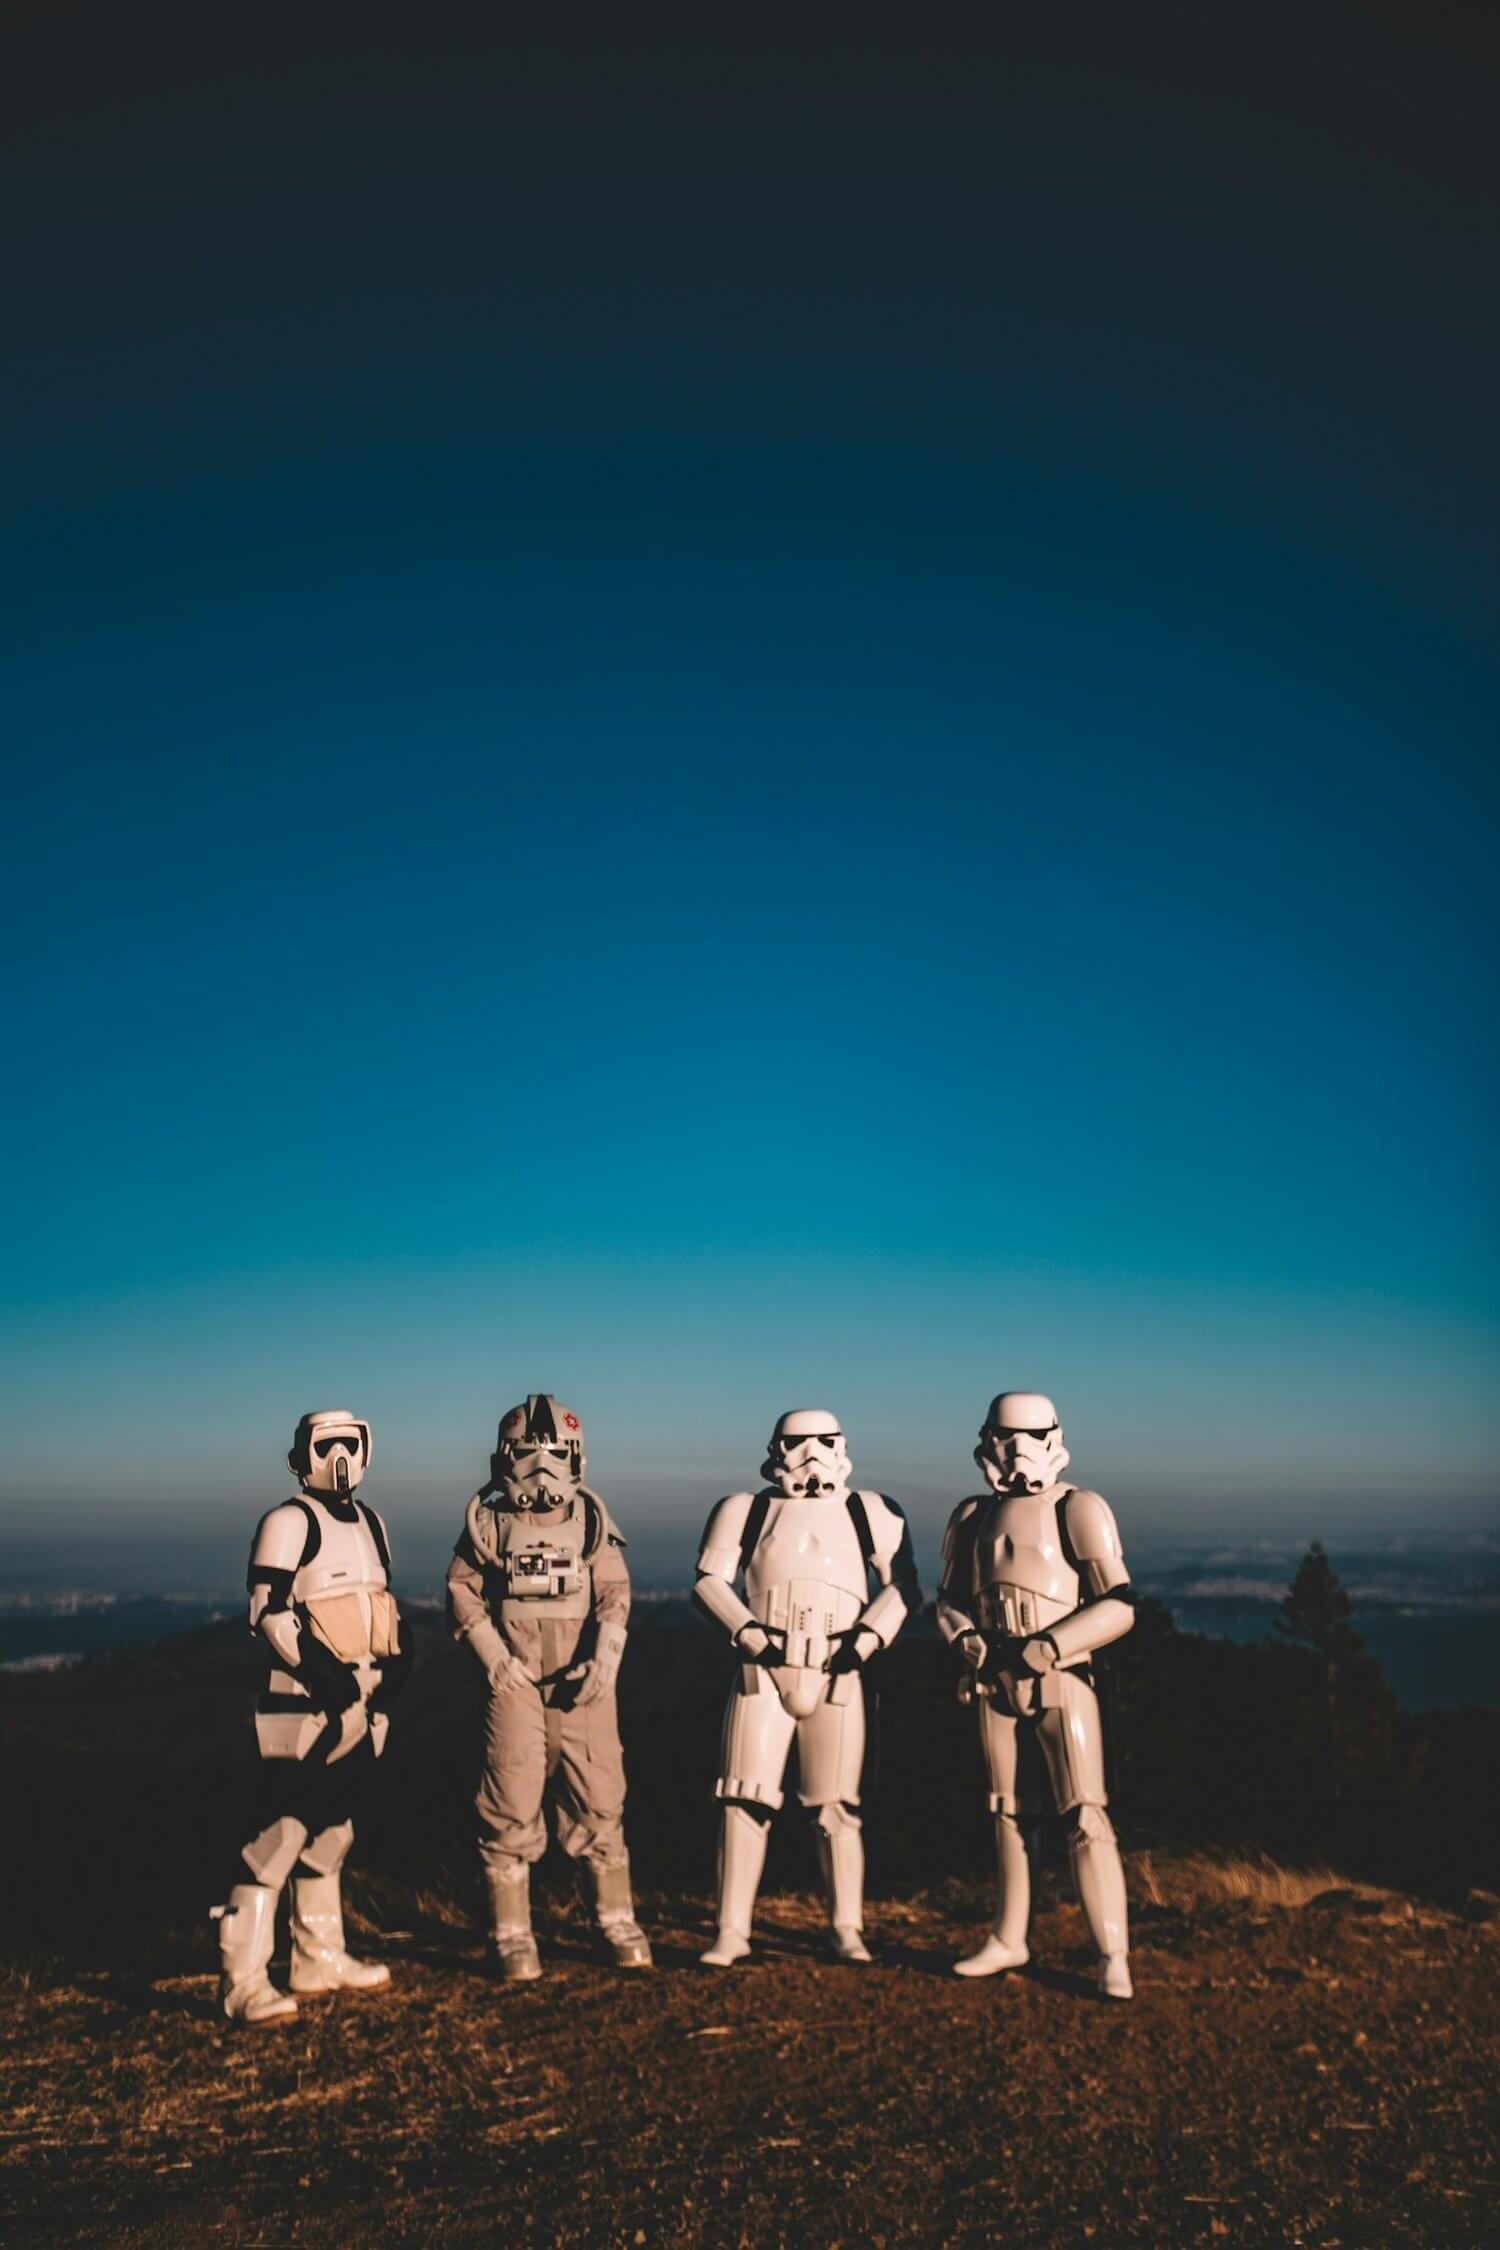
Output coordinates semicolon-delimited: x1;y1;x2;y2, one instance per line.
2;1527;1495;1711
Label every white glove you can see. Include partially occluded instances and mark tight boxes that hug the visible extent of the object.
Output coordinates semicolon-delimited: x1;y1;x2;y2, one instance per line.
464;1619;533;1694
956;1630;987;1672
568;1623;626;1708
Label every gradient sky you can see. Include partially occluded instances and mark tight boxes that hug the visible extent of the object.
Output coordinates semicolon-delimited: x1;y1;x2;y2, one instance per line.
3;10;1496;1579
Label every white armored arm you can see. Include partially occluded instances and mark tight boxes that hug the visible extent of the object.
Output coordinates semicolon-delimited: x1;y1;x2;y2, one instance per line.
246;1502;311;1667
693;1494;762;1646
1025;1490;1137;1669
1043;1593;1137;1664
935;1500;983;1647
848;1495;922;1651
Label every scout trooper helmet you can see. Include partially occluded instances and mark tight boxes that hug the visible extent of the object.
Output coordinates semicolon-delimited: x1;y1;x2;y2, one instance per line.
763;1408;853;1498
491;1393;586;1511
976;1391;1070;1494
289;1409;371;1498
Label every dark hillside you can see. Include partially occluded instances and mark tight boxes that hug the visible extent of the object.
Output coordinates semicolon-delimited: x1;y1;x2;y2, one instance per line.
2;1606;1497;2244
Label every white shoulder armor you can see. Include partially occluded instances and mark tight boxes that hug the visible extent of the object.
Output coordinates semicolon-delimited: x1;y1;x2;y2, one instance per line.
1062;1487;1130;1597
941;1496;983;1565
249;1501;313;1578
858;1491;906;1571
698;1492;757;1580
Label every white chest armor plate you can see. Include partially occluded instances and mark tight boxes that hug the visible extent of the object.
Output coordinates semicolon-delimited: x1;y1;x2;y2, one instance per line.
973;1488;1080;1638
745;1493;868;1673
293;1495;388;1612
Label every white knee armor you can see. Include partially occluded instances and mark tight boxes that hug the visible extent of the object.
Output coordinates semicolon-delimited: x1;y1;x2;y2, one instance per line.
938;1392;1136;1999
695;1409;920;1967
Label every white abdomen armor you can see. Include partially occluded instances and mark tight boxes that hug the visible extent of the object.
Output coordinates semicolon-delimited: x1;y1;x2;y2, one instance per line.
973;1488;1081;1642
745;1496;867;1711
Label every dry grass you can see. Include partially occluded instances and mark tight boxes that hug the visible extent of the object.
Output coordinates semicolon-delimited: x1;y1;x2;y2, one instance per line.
3;1884;1496;2245
1126;1846;1377;1912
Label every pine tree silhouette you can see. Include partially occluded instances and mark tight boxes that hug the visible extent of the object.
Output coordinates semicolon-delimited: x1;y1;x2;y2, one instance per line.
1278;1542;1362;1660
1277;1543;1398;1818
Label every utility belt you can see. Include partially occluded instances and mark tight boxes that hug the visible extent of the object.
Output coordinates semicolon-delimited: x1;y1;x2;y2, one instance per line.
976;1584;1071;1638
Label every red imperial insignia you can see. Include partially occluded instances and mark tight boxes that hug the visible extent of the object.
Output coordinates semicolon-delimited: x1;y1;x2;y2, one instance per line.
563;1412;580;1430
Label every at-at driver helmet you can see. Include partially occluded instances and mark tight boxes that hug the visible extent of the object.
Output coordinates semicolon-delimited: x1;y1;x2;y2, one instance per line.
491;1393;585;1511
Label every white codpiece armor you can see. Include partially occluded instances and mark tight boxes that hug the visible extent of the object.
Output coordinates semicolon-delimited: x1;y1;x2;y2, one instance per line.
937;1391;1137;2000
695;1408;920;1968
210;1410;408;2027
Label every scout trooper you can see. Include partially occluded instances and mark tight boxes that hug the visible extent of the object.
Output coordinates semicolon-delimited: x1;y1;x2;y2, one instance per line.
694;1409;920;1966
211;1410;411;2026
937;1392;1136;1999
446;1395;652;1979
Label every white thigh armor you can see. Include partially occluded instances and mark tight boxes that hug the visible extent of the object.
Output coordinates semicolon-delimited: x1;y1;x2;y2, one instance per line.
977;1667;1108;1813
248;1494;400;1760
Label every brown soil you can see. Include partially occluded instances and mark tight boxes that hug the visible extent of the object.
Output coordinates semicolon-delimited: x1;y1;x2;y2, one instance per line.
2;1879;1495;2247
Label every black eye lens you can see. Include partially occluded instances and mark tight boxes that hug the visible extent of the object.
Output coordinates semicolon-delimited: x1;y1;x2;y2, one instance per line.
313;1434;359;1459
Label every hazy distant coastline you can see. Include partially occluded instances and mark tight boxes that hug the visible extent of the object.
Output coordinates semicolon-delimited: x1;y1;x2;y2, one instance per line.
3;1529;1495;1710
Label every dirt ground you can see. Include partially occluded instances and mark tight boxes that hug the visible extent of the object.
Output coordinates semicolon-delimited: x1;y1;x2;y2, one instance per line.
1;1878;1495;2248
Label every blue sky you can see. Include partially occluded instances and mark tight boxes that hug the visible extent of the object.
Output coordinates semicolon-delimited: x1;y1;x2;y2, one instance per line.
2;15;1496;1570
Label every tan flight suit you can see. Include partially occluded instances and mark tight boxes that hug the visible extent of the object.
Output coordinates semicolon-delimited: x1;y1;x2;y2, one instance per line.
446;1486;632;1882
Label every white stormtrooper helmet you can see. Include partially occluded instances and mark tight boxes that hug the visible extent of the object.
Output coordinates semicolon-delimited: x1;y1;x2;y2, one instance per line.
762;1408;853;1499
491;1393;586;1512
975;1391;1070;1494
289;1409;371;1498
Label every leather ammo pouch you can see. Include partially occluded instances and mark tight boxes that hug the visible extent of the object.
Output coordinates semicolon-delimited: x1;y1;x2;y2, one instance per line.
304;1589;400;1663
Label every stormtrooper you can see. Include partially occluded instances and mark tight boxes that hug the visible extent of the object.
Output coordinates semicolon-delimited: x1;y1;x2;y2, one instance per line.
446;1395;652;1979
936;1392;1136;1999
694;1409;920;1966
211;1410;411;2026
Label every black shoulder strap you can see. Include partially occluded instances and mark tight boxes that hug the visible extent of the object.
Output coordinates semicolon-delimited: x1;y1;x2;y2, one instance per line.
357;1500;392;1577
1053;1487;1082;1577
291;1498;322;1564
738;1489;773;1576
846;1490;876;1569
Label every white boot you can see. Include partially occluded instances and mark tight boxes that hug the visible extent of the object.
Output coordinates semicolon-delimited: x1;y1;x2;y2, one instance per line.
954;1810;1032;1978
586;1856;654;1970
485;1861;543;1983
213;1884;298;2026
1069;1805;1132;2001
289;1873;392;1995
815;1804;872;1965
701;1803;769;1966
